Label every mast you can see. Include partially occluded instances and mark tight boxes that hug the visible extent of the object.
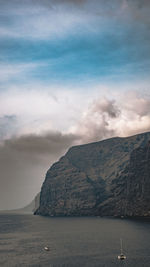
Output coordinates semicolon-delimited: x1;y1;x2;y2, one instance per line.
118;238;126;260
120;238;123;254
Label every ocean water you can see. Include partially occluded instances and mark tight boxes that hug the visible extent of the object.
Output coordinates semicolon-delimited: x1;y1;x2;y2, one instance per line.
0;214;150;267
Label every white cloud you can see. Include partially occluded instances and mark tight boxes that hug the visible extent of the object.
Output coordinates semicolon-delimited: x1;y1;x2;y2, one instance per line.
0;62;45;82
0;85;92;138
71;93;150;143
0;3;96;40
0;84;150;143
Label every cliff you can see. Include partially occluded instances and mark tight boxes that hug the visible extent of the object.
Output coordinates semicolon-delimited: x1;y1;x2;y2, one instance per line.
99;141;150;217
35;132;150;217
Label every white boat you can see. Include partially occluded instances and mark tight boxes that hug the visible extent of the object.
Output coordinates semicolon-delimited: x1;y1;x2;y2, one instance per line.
118;238;126;260
44;246;50;251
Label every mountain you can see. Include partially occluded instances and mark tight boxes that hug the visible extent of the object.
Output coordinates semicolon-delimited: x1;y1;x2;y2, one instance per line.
35;132;150;217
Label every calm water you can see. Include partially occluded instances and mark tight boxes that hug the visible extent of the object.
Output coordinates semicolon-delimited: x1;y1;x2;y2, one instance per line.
0;214;150;267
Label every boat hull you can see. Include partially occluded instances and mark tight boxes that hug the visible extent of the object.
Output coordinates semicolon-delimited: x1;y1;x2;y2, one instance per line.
118;255;126;260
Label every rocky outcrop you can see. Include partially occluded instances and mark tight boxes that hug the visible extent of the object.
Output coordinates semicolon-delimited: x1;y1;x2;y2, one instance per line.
35;132;150;217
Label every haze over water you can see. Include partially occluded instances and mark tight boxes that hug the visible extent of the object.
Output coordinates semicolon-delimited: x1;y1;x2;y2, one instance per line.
0;214;150;267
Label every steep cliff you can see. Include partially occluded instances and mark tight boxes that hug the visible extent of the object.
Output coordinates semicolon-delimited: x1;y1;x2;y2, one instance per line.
35;132;150;217
99;141;150;217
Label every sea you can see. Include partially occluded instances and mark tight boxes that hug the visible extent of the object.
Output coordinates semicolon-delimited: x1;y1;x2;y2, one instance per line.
0;214;150;267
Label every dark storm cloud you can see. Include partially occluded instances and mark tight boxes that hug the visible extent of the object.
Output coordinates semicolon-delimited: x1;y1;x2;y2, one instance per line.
0;131;79;210
4;131;79;156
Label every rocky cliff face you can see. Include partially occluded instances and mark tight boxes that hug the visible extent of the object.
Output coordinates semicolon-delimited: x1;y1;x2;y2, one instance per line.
35;132;150;217
125;141;150;216
99;141;150;217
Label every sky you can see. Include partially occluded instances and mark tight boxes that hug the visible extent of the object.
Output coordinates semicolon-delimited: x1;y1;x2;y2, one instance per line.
0;0;150;209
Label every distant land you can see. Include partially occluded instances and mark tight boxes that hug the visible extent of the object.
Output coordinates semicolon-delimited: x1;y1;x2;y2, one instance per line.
35;131;150;218
19;192;40;213
0;193;40;214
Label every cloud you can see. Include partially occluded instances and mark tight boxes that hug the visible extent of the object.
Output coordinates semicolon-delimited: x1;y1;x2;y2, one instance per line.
71;93;150;143
0;89;150;210
0;0;92;40
71;97;120;143
0;0;150;86
1;0;150;41
0;62;45;82
2;0;150;42
91;98;120;118
124;0;150;24
1;85;150;145
0;115;17;140
4;131;79;156
0;87;89;137
0;131;79;210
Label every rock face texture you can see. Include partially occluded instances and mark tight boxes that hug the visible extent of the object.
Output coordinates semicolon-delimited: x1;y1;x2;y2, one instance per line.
100;141;150;217
35;132;150;217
